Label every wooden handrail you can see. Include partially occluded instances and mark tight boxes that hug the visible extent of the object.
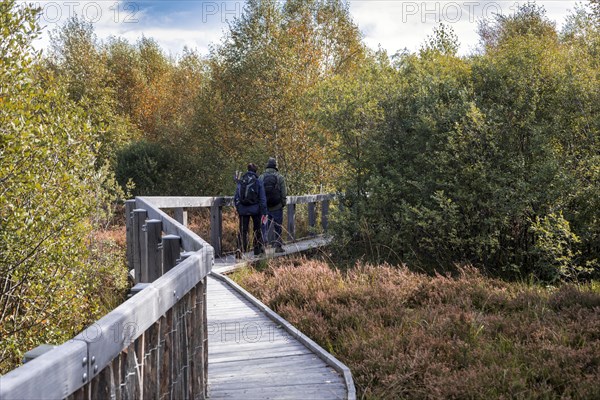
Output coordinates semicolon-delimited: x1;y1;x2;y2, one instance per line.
136;194;335;208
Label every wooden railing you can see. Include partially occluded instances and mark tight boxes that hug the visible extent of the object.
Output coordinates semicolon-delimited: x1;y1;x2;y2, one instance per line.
0;198;213;400
136;194;335;256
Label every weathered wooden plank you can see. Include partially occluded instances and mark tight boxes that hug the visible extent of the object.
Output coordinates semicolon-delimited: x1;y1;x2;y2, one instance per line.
209;337;297;352
209;340;309;356
208;335;298;351
143;219;162;282
287;203;296;241
143;321;160;397
207;315;268;325
286;194;336;204
209;368;341;385
183;285;194;399
209;348;312;364
321;199;330;232
90;356;113;399
159;308;172;397
209;384;347;400
66;385;88;400
172;292;185;399
137;196;235;208
132;208;148;283
208;354;327;374
123;341;140;400
162;234;181;273
110;355;121;400
207;301;262;311
308;202;317;236
0;339;88;400
202;278;209;396
137;194;335;209
207;319;297;336
190;285;202;397
210;204;223;256
125;199;136;271
173;207;188;227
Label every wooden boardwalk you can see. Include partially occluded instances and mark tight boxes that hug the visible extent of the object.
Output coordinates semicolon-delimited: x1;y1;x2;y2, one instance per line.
207;272;353;399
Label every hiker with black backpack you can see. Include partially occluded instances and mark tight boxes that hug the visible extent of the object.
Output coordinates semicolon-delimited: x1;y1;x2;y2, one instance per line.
234;163;268;256
260;157;287;253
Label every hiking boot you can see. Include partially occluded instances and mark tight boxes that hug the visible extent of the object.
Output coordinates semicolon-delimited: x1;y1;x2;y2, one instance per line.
274;246;285;254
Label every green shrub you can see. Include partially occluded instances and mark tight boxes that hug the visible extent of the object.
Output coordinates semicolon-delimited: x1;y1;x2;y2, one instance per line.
0;1;128;372
115;140;179;196
322;6;600;281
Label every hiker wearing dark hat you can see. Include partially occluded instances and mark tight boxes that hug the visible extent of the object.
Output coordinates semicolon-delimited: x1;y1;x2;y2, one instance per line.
234;163;267;256
260;157;287;253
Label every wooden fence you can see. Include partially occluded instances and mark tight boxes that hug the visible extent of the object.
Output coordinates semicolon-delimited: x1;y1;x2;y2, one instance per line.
0;198;213;400
136;194;335;256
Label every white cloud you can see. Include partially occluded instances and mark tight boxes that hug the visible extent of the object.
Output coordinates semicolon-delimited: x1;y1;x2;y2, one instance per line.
26;0;580;57
349;1;578;56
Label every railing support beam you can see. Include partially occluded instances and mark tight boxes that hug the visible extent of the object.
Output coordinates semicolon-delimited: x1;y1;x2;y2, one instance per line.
162;235;181;273
174;207;188;227
133;209;148;284
321;200;330;233
143;219;162;282
210;204;223;256
308;202;316;237
287;204;296;242
125;200;136;271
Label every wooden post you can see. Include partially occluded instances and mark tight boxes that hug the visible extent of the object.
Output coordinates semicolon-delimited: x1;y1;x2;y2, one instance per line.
287;203;296;242
132;209;148;284
210;204;222;257
321;199;330;233
202;278;208;398
125;200;136;271
162;235;181;273
174;208;188;227
308;202;316;236
143;219;162;282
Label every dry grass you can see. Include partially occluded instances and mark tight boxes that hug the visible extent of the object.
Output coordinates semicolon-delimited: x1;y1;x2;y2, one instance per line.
232;258;600;399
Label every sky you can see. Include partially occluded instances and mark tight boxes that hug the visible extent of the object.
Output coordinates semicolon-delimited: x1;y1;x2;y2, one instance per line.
28;1;585;57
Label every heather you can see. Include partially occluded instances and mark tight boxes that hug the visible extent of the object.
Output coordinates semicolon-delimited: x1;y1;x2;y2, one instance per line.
233;258;600;399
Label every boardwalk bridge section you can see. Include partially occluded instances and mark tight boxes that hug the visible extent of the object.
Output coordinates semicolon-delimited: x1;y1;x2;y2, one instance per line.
0;195;355;399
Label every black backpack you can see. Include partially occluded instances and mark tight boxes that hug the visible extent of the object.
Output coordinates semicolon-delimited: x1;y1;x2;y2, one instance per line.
263;174;281;207
239;172;259;205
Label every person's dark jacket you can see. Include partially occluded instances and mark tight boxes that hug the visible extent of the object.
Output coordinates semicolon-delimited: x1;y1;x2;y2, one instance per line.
260;167;287;212
234;171;267;216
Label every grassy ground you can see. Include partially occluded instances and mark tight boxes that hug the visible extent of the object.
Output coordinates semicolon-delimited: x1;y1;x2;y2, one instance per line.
231;257;600;399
